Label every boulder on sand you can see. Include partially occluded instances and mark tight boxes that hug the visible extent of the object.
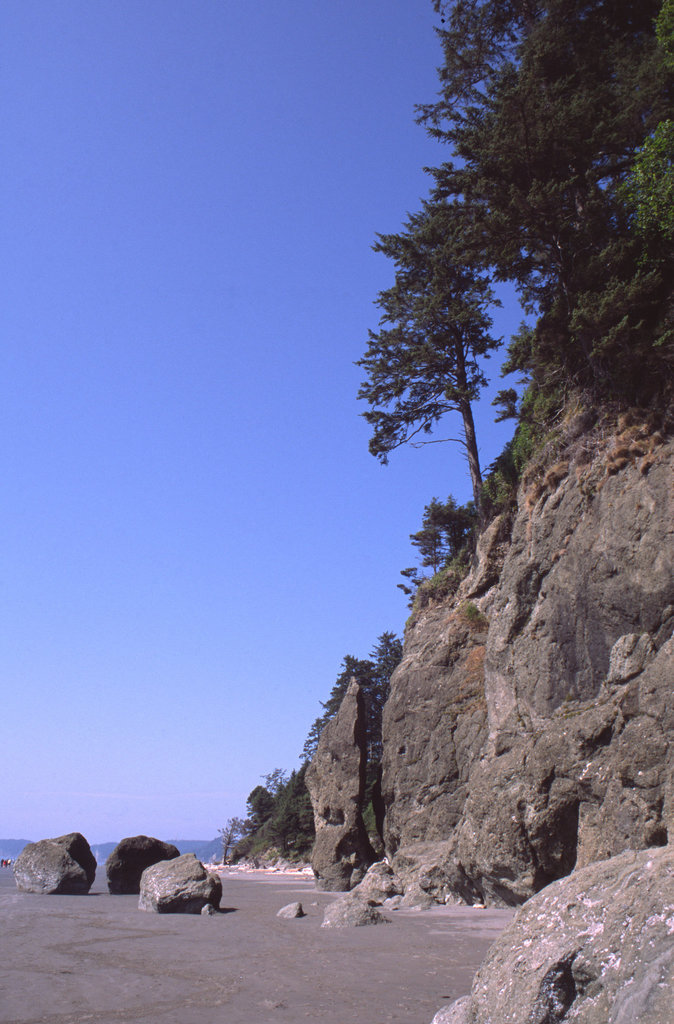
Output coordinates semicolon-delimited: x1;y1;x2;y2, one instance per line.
106;836;180;894
277;901;306;919
13;833;97;895
138;853;222;914
321;893;391;929
349;860;403;905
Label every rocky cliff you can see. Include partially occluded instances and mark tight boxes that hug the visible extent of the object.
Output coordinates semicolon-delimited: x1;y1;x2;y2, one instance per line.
306;679;375;890
379;421;673;907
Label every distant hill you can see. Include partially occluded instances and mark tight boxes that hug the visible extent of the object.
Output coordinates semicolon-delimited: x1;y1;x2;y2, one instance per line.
0;837;222;864
170;838;222;863
0;839;32;860
89;839;221;863
89;842;117;863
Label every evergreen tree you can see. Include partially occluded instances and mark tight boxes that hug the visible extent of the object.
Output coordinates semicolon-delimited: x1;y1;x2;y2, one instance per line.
265;765;315;855
301;655;375;763
245;785;275;831
423;0;674;407
357;201;500;508
399;495;477;598
363;632;403;764
623;1;674;244
217;817;245;862
301;635;402;766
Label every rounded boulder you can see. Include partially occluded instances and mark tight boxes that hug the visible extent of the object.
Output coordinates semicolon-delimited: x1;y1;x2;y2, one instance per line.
138;853;222;914
106;836;180;894
13;833;97;894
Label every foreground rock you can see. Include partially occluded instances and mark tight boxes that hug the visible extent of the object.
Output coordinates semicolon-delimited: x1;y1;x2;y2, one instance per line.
106;835;180;894
434;846;674;1024
138;853;222;914
13;833;97;894
321;894;390;929
306;679;375;890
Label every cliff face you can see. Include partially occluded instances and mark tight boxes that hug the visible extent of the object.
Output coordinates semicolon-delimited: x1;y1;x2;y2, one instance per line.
381;428;674;906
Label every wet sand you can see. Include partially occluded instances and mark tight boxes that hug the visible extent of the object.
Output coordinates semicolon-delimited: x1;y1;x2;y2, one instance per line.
0;867;512;1024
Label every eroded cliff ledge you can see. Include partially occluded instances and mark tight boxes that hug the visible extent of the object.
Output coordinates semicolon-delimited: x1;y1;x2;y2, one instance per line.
381;424;673;907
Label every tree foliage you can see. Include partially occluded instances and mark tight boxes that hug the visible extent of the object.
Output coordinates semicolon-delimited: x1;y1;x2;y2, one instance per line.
399;495;477;597
623;2;674;245
301;633;403;766
357;202;499;506
217;817;245;863
422;0;674;407
238;767;314;859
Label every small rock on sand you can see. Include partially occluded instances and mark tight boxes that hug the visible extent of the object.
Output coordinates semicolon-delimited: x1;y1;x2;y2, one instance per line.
277;901;306;919
321;895;390;929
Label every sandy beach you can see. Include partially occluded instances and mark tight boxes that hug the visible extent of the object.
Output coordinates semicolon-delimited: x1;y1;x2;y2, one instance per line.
0;866;512;1024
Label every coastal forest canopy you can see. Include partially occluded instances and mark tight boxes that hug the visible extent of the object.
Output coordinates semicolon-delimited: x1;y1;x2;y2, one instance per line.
236;0;673;860
359;0;674;511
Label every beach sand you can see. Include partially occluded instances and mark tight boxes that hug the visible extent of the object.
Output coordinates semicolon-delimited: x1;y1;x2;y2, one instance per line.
0;866;512;1024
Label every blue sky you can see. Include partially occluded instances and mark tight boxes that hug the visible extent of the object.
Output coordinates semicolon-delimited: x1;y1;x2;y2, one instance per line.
1;1;520;843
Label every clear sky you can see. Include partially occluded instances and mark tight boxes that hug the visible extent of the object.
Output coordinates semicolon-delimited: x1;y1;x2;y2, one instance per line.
1;0;520;843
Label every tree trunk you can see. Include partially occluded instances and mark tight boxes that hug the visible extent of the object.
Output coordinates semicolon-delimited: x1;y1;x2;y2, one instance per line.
452;341;483;511
459;397;482;512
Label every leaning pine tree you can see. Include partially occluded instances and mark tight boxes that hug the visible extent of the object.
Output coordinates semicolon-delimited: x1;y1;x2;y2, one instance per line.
357;201;500;510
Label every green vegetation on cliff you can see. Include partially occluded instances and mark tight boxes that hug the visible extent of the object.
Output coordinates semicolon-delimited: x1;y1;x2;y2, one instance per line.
235;1;673;857
361;0;673;606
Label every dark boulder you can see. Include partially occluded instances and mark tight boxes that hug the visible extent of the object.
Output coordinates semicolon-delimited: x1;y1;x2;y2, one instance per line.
13;832;97;894
138;853;222;914
106;835;180;894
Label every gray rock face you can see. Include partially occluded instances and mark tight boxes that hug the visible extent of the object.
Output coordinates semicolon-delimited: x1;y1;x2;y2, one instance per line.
381;519;505;853
306;679;375;891
381;434;674;906
437;846;674;1024
448;628;673;907
321;894;390;928
106;835;180;894
138;853;222;914
13;833;97;894
484;436;674;738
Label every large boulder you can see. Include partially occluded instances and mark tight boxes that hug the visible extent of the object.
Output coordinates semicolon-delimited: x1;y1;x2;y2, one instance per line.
435;845;674;1024
138;853;222;914
13;832;97;894
105;836;180;894
350;860;403;905
306;679;376;890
